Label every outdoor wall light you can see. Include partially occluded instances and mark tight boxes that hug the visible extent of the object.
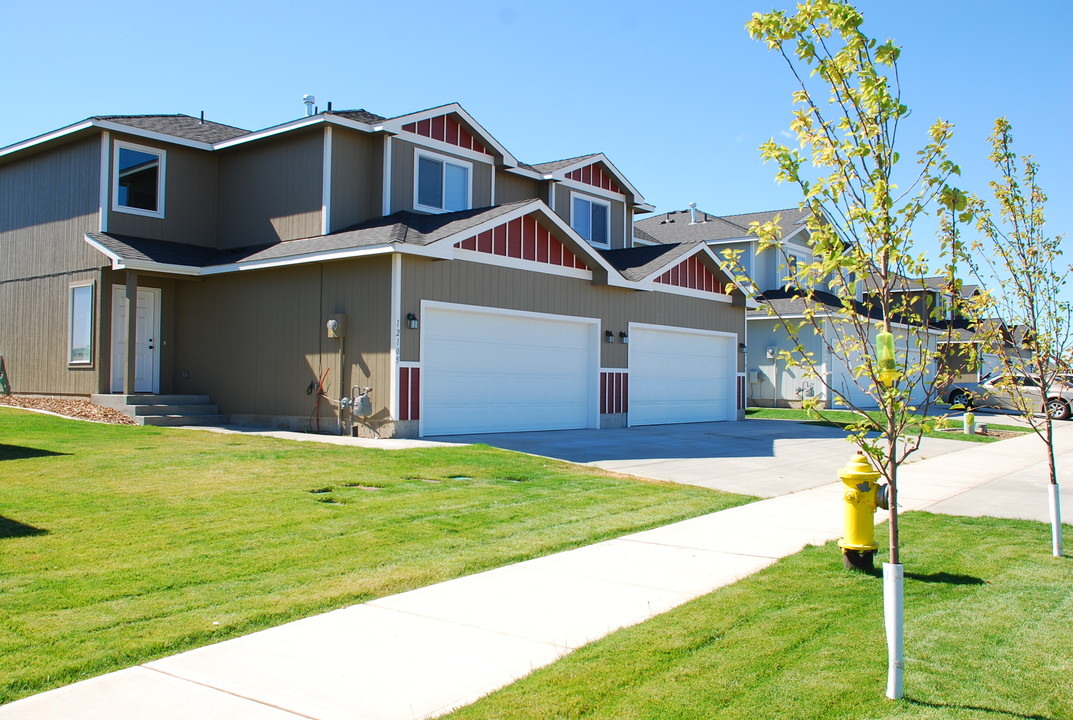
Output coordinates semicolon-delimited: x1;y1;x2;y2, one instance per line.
605;330;615;344
620;331;629;344
739;342;748;353
407;312;419;329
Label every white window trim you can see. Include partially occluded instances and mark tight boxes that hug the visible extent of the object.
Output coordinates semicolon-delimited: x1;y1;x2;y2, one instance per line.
570;191;611;248
112;139;166;218
68;281;95;366
413;149;473;214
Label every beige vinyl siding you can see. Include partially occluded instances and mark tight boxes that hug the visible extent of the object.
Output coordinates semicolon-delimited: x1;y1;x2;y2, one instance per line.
553;184;627;249
401;257;745;371
389;138;493;214
106;137;219;246
170;257;392;422
216;130;323;248
329;129;380;231
494;171;540;204
0;269;102;394
0;135;101;281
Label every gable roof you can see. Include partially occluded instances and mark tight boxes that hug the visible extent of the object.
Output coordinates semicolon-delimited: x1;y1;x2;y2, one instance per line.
636;207;812;245
94;114;250;143
599;242;705;282
528;154;601;175
863;272;980;299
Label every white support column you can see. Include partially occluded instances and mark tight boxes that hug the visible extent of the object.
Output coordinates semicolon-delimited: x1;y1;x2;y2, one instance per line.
389;253;402;422
382;135;393;217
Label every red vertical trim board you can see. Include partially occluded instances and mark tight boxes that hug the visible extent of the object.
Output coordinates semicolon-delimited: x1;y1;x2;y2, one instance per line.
622;373;628;413
399;368;411;422
507;218;522;258
410;368;421;420
600;373;608;414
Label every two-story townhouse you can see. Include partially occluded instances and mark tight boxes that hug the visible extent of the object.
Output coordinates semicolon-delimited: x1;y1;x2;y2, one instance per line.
0;103;748;436
637;206;947;409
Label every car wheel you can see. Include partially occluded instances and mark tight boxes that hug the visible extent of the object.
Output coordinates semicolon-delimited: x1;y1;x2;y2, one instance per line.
950;390;973;408
1045;397;1071;421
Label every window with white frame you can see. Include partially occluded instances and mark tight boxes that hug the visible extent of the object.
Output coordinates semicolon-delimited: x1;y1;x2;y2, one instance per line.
571;194;610;247
68;282;94;365
414;151;471;213
113;141;165;217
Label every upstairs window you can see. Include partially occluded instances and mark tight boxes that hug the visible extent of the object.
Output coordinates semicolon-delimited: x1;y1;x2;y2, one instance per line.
113;141;165;217
414;151;471;213
571;194;610;247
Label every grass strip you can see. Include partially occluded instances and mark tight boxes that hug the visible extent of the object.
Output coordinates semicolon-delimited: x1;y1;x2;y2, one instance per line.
0;408;752;704
446;513;1071;720
746;407;1030;443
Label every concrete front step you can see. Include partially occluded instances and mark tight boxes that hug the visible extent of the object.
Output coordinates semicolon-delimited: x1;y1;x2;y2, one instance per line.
139;414;229;427
90;394;225;427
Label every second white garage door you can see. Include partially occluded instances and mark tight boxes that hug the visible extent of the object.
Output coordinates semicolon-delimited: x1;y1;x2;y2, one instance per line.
629;324;736;426
421;303;599;435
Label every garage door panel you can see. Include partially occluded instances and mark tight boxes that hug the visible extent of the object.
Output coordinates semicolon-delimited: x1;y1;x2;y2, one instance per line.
422;306;597;435
630;326;734;426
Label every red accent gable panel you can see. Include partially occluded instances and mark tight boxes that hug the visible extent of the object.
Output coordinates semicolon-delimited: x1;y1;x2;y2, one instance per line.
493;224;507;255
403;114;490;155
507;218;522;258
522;216;536;261
566;162;623;194
453;214;593;272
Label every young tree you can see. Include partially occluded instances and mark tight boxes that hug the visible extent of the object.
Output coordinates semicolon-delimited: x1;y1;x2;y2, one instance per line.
967;118;1070;557
744;0;973;700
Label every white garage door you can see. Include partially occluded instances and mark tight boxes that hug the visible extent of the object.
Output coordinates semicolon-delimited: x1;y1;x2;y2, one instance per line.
629;325;736;425
421;304;598;435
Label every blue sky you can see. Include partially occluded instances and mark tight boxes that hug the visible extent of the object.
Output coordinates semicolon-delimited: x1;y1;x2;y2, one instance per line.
3;0;1070;280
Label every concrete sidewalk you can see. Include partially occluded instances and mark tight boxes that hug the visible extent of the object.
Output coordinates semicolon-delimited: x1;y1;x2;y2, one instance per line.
3;427;1070;720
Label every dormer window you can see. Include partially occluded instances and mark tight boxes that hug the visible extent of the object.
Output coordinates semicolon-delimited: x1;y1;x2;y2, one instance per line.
571;193;610;247
113;141;165;218
414;150;471;213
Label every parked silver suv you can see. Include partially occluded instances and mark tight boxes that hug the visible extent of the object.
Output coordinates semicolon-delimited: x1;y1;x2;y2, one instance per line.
945;373;1073;420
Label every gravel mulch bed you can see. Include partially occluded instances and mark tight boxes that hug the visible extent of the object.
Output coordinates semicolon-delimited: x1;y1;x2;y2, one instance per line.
0;396;136;424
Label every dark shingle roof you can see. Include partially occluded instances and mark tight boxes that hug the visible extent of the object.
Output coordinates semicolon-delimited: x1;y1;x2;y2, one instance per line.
636;207;812;245
599;241;705;282
86;201;535;270
863;272;979;299
528;153;601;174
325;109;387;124
95;114;250;143
748;287;878;320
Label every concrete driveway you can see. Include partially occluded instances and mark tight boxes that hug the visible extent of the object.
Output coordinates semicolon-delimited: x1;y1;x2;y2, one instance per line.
428;419;971;497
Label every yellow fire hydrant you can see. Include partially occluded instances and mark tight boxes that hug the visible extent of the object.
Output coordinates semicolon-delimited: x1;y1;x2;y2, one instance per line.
838;453;884;570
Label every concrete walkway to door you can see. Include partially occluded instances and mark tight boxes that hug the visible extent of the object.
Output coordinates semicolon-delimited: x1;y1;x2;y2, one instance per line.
2;421;1070;720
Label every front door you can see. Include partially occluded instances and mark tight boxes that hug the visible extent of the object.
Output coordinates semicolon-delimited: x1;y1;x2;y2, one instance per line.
111;286;161;393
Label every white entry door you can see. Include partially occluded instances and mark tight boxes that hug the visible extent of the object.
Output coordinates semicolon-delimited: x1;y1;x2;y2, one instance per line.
629;324;736;425
421;303;599;436
111;286;161;393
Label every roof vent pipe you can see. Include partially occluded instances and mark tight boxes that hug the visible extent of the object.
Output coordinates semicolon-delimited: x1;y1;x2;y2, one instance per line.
199;110;205;125
689;202;698;224
303;94;316;117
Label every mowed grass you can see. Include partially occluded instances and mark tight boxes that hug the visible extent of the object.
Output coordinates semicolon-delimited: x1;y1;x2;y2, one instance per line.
746;407;1031;443
0;408;753;704
446;513;1072;720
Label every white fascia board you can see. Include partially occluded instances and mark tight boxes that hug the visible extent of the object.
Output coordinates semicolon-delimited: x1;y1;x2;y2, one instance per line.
380;102;519;166
454;249;593;280
0;120;95;159
95;121;214;151
551;153;645;203
504;165;545;180
211;116;326;150
401;134;495;165
559;178;626;203
204;244;400;275
633;202;656;214
636;243;723;284
83;234;125;266
637;281;734;304
85;235;204;276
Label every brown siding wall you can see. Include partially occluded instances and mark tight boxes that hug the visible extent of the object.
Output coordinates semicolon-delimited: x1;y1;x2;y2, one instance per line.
495;171;539;204
0;269;102;395
400;257;745;371
330;129;380;231
216;130;323;248
106;135;219;246
390;138;493;214
0;136;101;281
169;257;392;425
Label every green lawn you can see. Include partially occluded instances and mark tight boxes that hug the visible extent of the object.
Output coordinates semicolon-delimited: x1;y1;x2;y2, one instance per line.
746;407;1031;443
0;408;752;705
445;513;1071;720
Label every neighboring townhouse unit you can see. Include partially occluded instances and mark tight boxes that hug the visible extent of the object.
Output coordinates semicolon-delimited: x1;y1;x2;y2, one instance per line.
637;206;945;409
0;104;747;436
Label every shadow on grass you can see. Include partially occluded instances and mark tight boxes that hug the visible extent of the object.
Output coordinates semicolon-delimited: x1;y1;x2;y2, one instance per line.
905;697;1055;719
0;445;70;461
861;568;986;585
0;516;47;539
